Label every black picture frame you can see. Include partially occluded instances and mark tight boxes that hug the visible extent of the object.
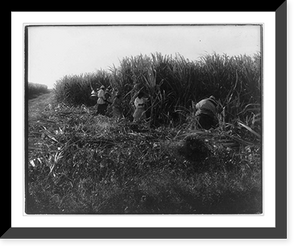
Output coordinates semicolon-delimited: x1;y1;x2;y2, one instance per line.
6;2;287;239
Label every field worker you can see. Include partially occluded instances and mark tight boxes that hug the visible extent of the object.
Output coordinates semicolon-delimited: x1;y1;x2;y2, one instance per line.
195;95;221;130
112;92;123;120
104;88;112;104
96;85;109;115
133;91;148;122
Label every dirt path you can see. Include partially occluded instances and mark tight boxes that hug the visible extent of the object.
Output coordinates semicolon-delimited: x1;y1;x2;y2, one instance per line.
28;91;55;121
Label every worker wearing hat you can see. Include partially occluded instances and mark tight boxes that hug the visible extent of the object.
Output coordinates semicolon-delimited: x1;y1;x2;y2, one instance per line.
96;85;108;115
133;90;148;122
195;95;221;130
112;90;123;120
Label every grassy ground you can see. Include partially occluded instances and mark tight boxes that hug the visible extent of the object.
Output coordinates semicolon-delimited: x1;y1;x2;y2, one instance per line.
28;92;55;120
26;92;262;214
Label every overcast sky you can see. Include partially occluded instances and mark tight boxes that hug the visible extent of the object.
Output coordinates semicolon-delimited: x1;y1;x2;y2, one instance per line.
27;25;261;89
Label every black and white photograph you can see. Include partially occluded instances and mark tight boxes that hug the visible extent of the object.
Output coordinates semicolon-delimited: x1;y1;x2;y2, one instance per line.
26;24;262;214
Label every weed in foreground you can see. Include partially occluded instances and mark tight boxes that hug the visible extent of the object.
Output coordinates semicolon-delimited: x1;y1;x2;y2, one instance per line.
27;101;261;214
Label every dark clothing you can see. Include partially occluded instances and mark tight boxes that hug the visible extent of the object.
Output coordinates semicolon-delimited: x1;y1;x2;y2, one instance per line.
112;96;122;119
195;96;220;130
97;103;108;115
197;113;219;130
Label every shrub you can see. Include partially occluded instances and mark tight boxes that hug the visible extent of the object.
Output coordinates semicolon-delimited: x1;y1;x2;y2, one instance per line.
54;71;111;106
28;82;49;99
54;52;261;128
